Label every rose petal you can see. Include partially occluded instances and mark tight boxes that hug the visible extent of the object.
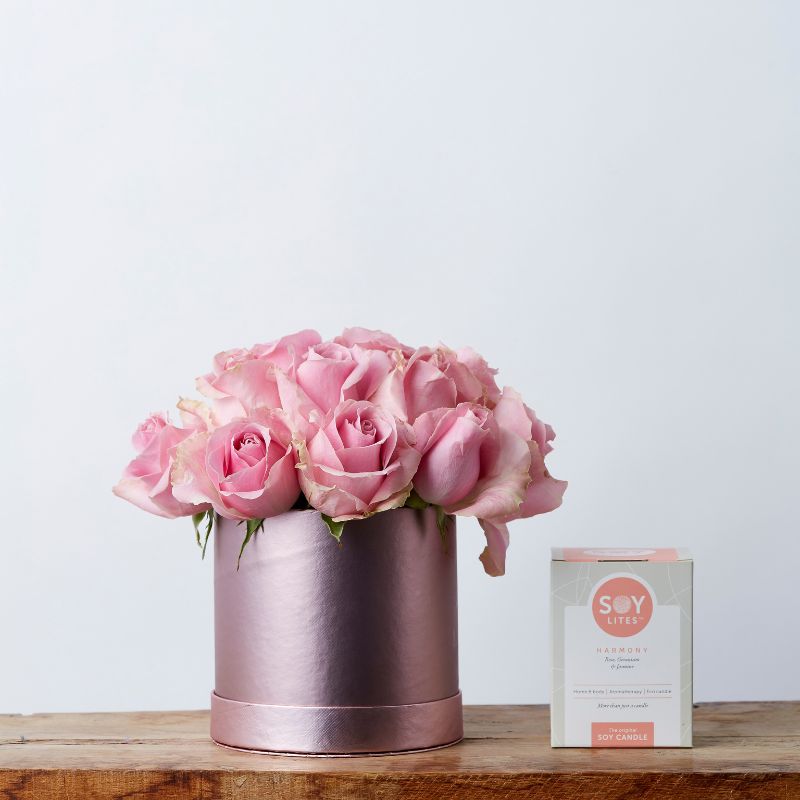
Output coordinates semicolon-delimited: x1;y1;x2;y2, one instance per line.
478;519;510;576
296;347;355;412
370;367;407;420
341;346;393;401
334;327;414;356
446;420;531;520
113;476;174;518
337;441;383;474
404;356;457;422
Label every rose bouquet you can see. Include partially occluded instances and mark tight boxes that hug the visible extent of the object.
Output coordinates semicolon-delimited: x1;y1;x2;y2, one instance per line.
113;328;566;575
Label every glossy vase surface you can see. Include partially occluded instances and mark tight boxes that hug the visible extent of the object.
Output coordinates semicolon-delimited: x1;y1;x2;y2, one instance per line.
210;507;462;755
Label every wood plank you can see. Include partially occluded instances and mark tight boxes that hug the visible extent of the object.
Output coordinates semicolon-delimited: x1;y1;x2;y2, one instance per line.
0;703;798;799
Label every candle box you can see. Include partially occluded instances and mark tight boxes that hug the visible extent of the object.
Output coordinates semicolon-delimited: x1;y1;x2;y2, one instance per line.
550;547;692;747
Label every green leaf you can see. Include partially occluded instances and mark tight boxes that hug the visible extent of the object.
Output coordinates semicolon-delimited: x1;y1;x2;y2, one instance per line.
237;518;264;570
435;506;451;550
192;512;206;549
321;513;346;543
201;511;214;560
404;490;430;510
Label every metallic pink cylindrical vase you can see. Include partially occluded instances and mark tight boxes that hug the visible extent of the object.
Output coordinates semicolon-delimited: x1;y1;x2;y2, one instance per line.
210;508;462;755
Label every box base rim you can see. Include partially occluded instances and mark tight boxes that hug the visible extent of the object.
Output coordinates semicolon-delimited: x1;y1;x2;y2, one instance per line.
210;690;464;755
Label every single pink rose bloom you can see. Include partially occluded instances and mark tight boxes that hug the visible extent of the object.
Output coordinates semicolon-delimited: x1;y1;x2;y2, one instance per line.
412;404;491;508
196;330;321;425
294;342;392;415
469;387;567;577
131;411;169;452
372;345;504;422
371;347;458;423
296;400;421;520
436;347;487;405
172;411;300;521
113;413;210;518
413;403;531;521
413;390;565;577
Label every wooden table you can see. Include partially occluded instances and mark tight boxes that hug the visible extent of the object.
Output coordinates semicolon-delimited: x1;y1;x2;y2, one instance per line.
1;702;798;799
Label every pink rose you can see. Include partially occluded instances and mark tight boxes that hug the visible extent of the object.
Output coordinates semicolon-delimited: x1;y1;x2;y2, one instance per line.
418;345;500;406
172;411;300;520
113;413;209;518
413;395;564;577
196;329;321;425
433;348;485;405
370;348;457;423
476;388;568;576
413;403;531;520
296;400;421;520
293;342;392;415
370;345;501;423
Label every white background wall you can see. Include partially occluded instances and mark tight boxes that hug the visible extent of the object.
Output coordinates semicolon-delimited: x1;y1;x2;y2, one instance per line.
1;1;798;714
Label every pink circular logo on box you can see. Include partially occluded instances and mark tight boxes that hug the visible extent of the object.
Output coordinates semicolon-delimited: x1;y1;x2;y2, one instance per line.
592;576;653;637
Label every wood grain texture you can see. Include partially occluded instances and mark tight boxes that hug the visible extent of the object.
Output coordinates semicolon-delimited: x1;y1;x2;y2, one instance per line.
0;703;798;799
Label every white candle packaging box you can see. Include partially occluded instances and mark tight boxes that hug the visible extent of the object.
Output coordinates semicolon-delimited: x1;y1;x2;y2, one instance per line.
550;548;693;747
